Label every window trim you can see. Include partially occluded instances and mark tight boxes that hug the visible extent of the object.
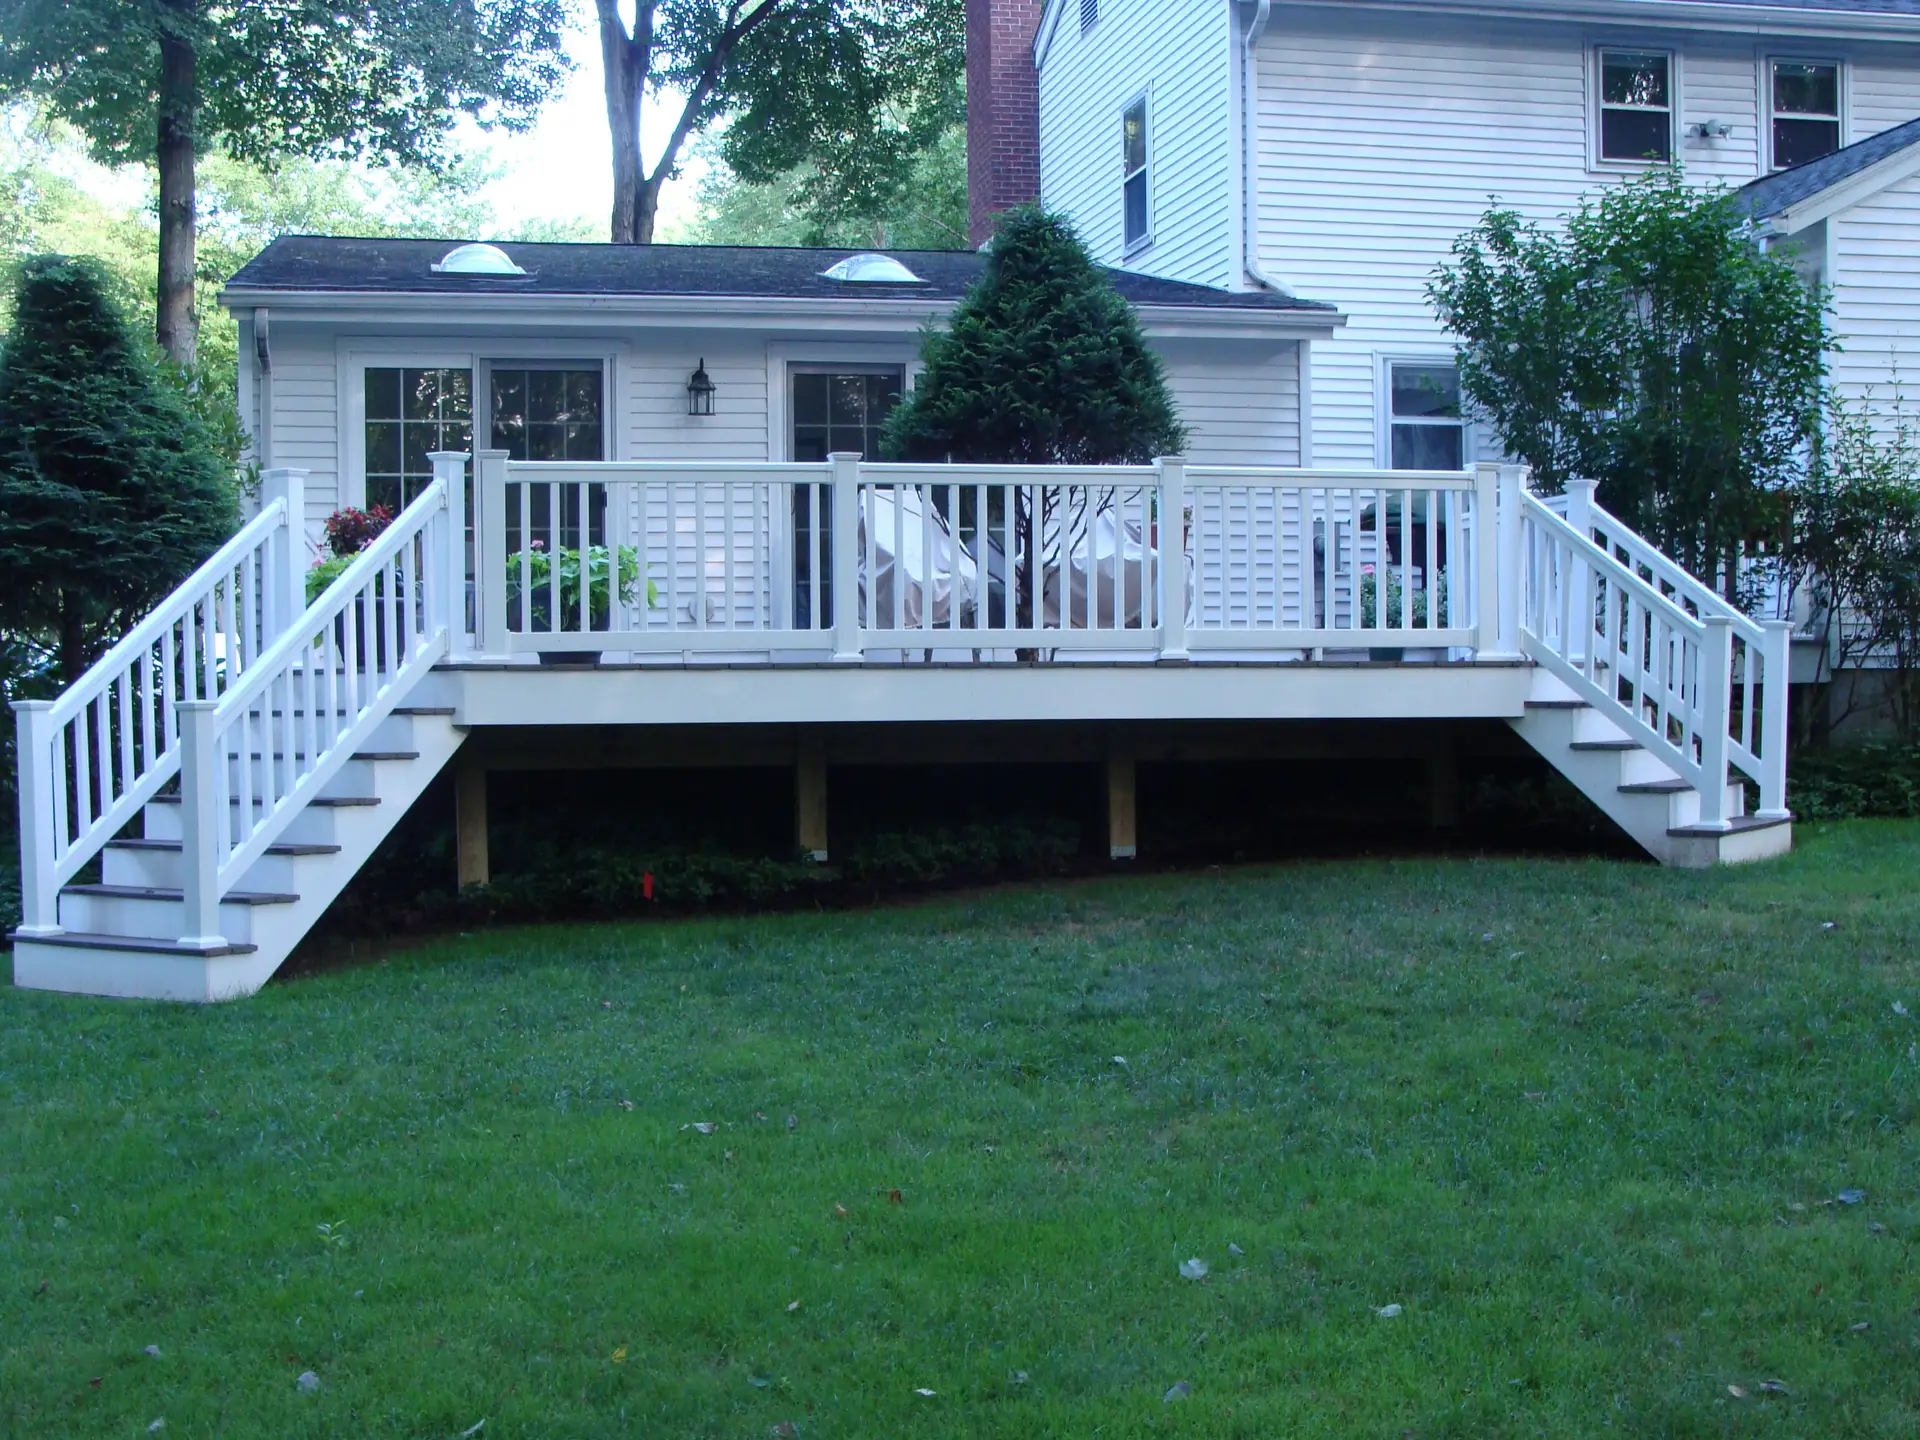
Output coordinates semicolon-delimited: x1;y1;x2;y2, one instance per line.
1766;55;1847;173
1377;355;1471;472
1589;44;1679;171
1121;91;1153;257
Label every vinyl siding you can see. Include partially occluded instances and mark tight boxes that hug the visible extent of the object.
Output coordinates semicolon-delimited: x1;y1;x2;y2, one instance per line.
1830;168;1920;413
1158;340;1301;467
261;329;340;543
1253;6;1920;465
1036;0;1237;289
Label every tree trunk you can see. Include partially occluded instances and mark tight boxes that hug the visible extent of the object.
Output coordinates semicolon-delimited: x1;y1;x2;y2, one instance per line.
58;592;90;688
598;2;648;243
156;15;198;367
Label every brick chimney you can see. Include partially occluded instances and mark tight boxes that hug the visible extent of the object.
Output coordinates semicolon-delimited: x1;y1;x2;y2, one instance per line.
967;0;1043;247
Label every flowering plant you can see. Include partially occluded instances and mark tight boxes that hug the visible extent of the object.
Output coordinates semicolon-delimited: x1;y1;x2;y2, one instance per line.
323;504;394;559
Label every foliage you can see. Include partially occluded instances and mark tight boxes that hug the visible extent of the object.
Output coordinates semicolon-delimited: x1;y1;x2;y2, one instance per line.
324;504;395;560
5;823;1920;1432
304;553;354;605
0;254;233;682
505;543;657;632
593;0;962;244
1789;741;1920;819
1429;170;1829;603
883;207;1186;466
0;0;570;361
687;123;968;250
1786;395;1920;737
1358;565;1450;630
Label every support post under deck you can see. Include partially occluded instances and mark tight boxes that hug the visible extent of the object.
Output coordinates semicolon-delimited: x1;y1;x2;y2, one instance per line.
456;760;489;887
1107;741;1138;861
796;731;829;862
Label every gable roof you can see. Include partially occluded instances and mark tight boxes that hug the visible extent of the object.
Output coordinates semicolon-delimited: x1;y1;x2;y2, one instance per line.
224;237;1335;314
1735;114;1920;226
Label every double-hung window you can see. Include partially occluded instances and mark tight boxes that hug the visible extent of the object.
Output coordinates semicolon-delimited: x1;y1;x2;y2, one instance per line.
1771;60;1842;170
363;367;472;514
1387;363;1467;471
1597;49;1673;164
1122;96;1151;253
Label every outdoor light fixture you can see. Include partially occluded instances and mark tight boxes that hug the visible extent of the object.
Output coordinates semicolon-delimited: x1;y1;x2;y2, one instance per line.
687;359;716;416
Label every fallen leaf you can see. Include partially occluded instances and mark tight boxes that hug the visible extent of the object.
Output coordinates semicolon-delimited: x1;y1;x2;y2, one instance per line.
1728;1385;1749;1399
1228;1243;1245;1258
296;1371;320;1393
611;1347;627;1364
1179;1258;1210;1281
88;1378;101;1388
687;1122;719;1135
148;1421;165;1434
786;1300;801;1313
749;1373;773;1389
834;1204;849;1218
1375;1304;1404;1318
888;1189;903;1205
1895;1002;1910;1017
1758;1379;1791;1395
754;1111;767;1121
1838;1188;1867;1206
1163;1382;1192;1403
601;1001;611;1009
619;1100;634;1111
461;1423;486;1439
914;1388;936;1397
786;1115;798;1130
1850;1322;1871;1334
144;1345;161;1358
1822;921;1837;930
1112;1056;1129;1067
1012;1371;1029;1385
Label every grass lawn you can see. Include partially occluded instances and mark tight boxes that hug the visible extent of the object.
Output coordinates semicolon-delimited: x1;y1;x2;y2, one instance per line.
3;823;1917;1438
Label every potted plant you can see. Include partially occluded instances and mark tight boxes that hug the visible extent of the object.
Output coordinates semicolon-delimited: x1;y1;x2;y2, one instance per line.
1358;564;1449;661
504;541;655;665
307;504;406;670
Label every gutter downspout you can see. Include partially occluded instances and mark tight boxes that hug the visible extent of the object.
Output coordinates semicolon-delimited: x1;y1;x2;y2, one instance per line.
1241;0;1291;295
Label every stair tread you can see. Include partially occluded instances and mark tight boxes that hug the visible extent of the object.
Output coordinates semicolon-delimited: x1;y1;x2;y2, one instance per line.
8;930;259;958
1569;738;1641;752
147;793;380;808
395;706;455;716
62;882;300;906
1619;779;1693;795
1669;814;1793;838
108;837;341;858
1525;698;1589;710
228;750;420;762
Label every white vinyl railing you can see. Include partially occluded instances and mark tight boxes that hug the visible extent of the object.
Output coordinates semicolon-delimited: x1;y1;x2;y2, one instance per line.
1518;478;1792;827
473;452;1519;661
173;459;462;945
10;470;308;937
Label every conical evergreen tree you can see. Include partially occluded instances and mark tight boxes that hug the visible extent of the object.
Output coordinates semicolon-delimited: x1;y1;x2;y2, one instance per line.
882;206;1186;464
0;255;235;683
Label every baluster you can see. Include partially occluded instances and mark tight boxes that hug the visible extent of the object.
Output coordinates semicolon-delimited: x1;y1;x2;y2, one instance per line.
176;700;226;946
11;702;61;935
1758;620;1793;820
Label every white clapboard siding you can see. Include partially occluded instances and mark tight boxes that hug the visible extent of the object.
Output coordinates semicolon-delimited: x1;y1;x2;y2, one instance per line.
1036;0;1235;290
1253;6;1920;466
262;330;340;545
1159;343;1302;468
1830;167;1920;417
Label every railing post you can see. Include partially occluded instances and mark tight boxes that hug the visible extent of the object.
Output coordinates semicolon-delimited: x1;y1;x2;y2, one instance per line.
11;700;62;937
1472;463;1509;659
477;450;510;659
1563;477;1598;667
1758;618;1795;820
829;451;864;663
1696;616;1736;832
258;467;308;640
175;700;227;946
1497;464;1528;659
1155;455;1190;661
430;451;471;658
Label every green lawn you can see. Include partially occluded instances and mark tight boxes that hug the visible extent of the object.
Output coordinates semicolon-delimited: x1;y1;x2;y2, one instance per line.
3;824;1917;1438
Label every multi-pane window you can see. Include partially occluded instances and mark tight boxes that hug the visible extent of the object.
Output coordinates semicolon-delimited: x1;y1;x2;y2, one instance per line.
489;368;604;462
1122;96;1150;252
1597;50;1673;163
1388;363;1466;471
1772;61;1842;170
363;367;471;513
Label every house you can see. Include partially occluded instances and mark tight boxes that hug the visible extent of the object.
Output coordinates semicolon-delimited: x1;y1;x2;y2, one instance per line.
13;3;1842;1001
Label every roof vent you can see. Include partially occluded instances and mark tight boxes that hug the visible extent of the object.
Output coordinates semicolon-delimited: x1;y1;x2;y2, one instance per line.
820;253;924;284
431;243;527;276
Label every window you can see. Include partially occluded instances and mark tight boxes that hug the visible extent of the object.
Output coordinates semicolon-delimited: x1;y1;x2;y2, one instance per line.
1080;0;1098;32
790;368;904;628
489;367;604;462
1771;60;1842;170
1387;363;1466;471
1122;96;1150;252
363;367;471;514
1597;49;1673;164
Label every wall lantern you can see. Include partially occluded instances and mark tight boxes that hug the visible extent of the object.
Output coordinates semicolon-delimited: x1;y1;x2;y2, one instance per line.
687;359;716;416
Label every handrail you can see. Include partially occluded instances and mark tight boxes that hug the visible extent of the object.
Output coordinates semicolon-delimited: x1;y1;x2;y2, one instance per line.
1523;494;1706;641
1586;501;1766;647
43;500;286;730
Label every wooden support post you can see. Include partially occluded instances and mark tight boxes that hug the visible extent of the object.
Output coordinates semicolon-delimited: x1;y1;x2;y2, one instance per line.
796;731;829;862
456;759;489;887
1107;742;1138;860
1428;733;1460;830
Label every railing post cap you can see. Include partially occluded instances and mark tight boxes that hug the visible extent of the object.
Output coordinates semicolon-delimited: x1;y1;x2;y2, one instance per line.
1565;476;1599;491
1763;617;1796;632
9;698;54;713
827;450;863;462
175;698;221;712
427;450;471;462
1702;613;1737;628
262;465;310;479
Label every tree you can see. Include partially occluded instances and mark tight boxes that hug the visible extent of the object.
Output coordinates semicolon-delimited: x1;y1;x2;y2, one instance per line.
688;124;967;249
1429;169;1829;603
882;206;1185;631
0;255;234;683
1787;395;1920;739
593;0;961;244
0;0;569;366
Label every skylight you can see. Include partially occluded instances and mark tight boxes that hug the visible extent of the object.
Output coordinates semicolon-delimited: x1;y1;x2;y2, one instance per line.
431;243;527;276
820;253;924;284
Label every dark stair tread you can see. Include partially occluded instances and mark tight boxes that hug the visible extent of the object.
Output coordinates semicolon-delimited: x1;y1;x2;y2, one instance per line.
1569;739;1642;752
1669;814;1793;839
1524;698;1589;710
7;930;258;958
147;793;380;809
61;882;299;906
226;750;419;762
108;837;341;858
1619;779;1692;795
395;706;455;716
